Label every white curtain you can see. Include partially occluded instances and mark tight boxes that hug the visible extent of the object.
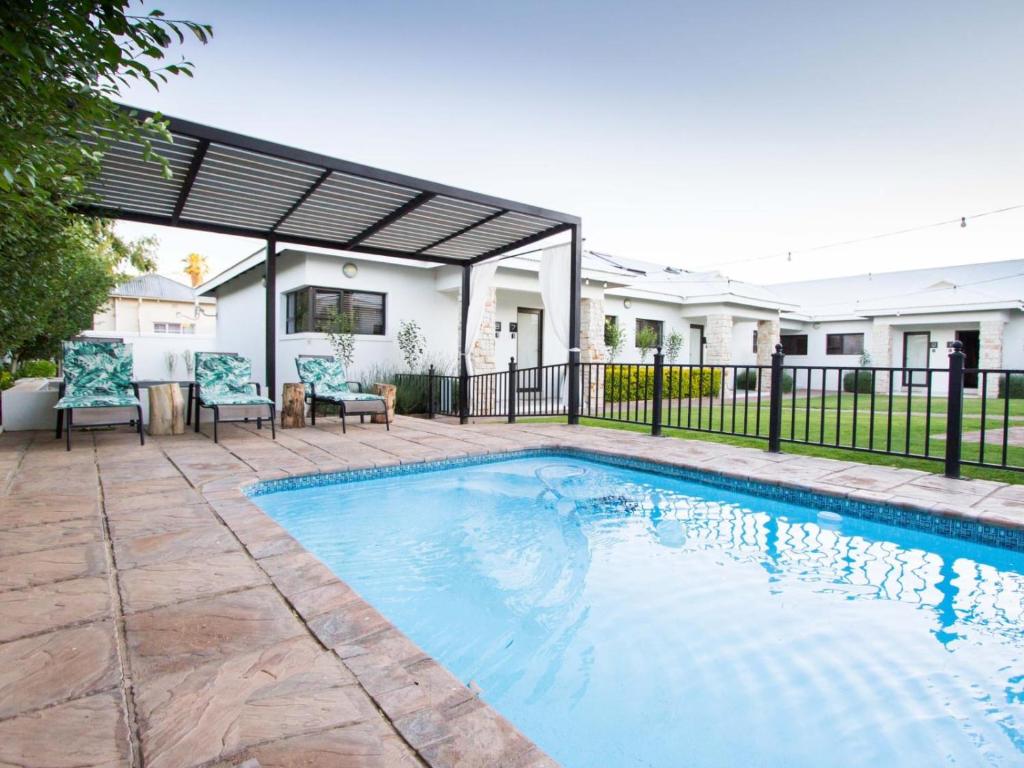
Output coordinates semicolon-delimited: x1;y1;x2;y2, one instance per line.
463;259;499;376
540;245;572;404
540;245;570;351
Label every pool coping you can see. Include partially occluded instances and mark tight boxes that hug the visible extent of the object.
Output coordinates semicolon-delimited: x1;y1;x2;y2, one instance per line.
197;438;1024;768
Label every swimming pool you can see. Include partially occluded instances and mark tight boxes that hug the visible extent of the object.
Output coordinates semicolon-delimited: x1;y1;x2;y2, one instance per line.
252;451;1024;767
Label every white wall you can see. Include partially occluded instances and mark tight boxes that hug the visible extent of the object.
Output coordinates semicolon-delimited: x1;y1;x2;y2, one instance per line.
212;250;461;404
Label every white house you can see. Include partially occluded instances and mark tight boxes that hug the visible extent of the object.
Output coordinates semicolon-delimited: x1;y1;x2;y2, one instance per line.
87;273;218;381
200;245;1024;402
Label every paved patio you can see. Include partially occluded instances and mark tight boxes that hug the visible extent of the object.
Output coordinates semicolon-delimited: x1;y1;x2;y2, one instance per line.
1;416;1023;768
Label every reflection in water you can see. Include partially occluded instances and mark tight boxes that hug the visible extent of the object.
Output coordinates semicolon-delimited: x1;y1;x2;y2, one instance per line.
257;457;1024;768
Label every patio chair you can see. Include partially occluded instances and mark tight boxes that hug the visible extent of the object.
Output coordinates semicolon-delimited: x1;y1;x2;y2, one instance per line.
54;340;144;451
295;355;389;433
193;352;275;443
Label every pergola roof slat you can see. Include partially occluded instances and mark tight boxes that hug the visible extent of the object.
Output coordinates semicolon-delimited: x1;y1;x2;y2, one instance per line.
75;105;578;264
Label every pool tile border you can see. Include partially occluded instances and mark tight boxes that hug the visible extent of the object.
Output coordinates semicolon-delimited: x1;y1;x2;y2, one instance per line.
246;446;1024;553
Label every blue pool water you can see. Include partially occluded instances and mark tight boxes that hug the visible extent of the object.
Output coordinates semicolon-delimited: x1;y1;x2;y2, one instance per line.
254;454;1024;767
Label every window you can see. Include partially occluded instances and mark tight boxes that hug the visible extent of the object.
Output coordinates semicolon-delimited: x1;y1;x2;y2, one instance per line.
604;315;618;346
826;333;864;355
153;322;193;335
285;287;386;335
781;334;808;355
635;318;663;347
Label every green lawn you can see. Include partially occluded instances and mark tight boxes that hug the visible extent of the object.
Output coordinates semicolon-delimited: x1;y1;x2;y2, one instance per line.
547;393;1024;484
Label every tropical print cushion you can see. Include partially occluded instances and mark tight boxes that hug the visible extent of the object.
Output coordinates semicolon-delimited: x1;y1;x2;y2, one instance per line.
338;392;384;402
199;392;274;406
195;352;258;403
62;341;134;399
295;357;351;399
56;393;140;410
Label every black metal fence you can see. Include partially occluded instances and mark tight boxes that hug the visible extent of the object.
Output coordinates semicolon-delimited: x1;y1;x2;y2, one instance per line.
397;342;1023;478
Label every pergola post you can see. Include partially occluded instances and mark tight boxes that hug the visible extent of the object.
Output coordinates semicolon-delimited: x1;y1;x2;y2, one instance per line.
265;235;277;402
567;223;582;424
459;263;471;424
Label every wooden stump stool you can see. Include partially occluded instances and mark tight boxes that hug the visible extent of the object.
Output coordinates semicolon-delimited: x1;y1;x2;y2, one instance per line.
372;382;396;424
148;383;185;436
281;383;306;428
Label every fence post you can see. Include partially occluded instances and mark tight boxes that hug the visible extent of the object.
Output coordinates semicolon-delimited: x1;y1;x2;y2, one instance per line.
507;357;517;424
768;344;785;453
651;347;664;436
944;340;966;479
427;366;436;420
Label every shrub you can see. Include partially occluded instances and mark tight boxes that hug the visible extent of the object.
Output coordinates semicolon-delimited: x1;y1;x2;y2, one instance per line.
0;371;13;391
16;359;57;379
604;365;722;402
734;369;794;393
999;374;1024;399
842;370;873;393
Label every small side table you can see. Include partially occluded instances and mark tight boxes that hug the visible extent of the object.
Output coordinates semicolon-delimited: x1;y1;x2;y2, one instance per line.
281;382;306;428
372;382;396;424
148;383;185;435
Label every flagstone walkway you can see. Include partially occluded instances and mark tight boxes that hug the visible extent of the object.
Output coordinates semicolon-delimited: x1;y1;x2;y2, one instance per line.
1;416;1022;768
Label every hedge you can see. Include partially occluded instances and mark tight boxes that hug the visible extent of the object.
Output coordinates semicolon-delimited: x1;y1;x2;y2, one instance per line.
842;370;873;393
604;365;722;402
999;374;1024;399
15;359;57;379
734;370;794;393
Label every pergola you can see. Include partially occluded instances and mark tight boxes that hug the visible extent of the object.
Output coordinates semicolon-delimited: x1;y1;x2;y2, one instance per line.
74;106;583;423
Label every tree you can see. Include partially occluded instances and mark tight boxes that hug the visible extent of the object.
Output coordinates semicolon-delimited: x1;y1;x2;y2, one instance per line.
326;311;356;369
636;325;659;362
604;318;625;362
664;328;684;363
0;215;156;362
397;320;426;371
0;3;210;359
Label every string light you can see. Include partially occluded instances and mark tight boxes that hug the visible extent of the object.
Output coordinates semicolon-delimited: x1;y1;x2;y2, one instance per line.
694;203;1024;271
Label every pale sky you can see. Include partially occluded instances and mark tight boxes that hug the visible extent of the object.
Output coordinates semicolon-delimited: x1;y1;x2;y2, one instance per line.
115;0;1024;287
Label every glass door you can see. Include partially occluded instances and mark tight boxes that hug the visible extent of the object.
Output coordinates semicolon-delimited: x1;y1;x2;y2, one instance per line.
516;308;542;391
689;324;704;365
902;331;930;387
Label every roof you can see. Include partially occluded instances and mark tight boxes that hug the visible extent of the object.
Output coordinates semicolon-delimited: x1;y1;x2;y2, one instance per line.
76;106;579;267
111;273;213;303
771;258;1024;319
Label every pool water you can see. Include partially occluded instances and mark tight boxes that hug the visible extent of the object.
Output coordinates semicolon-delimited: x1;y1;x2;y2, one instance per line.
254;455;1024;767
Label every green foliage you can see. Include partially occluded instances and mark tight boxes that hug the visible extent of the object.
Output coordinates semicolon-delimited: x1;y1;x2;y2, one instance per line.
735;369;794;393
15;359;57;378
604;319;625;362
604;365;722;402
999;374;1024;399
843;370;873;393
664;329;684;363
1;2;211;198
325;311;355;368
635;325;659;362
0;370;13;390
0;2;209;359
396;319;425;371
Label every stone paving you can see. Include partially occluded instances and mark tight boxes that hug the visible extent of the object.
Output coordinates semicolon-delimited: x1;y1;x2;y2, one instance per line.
1;416;1023;768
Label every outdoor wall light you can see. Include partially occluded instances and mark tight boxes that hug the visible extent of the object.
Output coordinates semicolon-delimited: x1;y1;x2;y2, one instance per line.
495;321;502;338
624;299;632;309
342;262;358;278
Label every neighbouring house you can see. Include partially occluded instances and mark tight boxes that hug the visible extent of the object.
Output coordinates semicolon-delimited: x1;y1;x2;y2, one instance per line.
89;273;219;380
200;245;1024;402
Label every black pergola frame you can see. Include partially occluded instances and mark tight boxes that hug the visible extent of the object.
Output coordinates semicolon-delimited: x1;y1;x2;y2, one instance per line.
76;106;583;424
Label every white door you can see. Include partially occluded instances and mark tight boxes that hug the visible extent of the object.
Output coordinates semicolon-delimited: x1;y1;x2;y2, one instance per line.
903;332;930;387
689;325;704;365
517;308;542;390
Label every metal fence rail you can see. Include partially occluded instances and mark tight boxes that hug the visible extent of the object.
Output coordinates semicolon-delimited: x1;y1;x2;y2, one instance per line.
393;342;1023;477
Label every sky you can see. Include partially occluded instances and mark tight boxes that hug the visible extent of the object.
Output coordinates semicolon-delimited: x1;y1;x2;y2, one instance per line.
115;0;1024;287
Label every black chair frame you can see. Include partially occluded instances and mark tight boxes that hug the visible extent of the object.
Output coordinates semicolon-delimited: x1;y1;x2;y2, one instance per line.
297;355;389;434
193;380;276;443
57;381;145;451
